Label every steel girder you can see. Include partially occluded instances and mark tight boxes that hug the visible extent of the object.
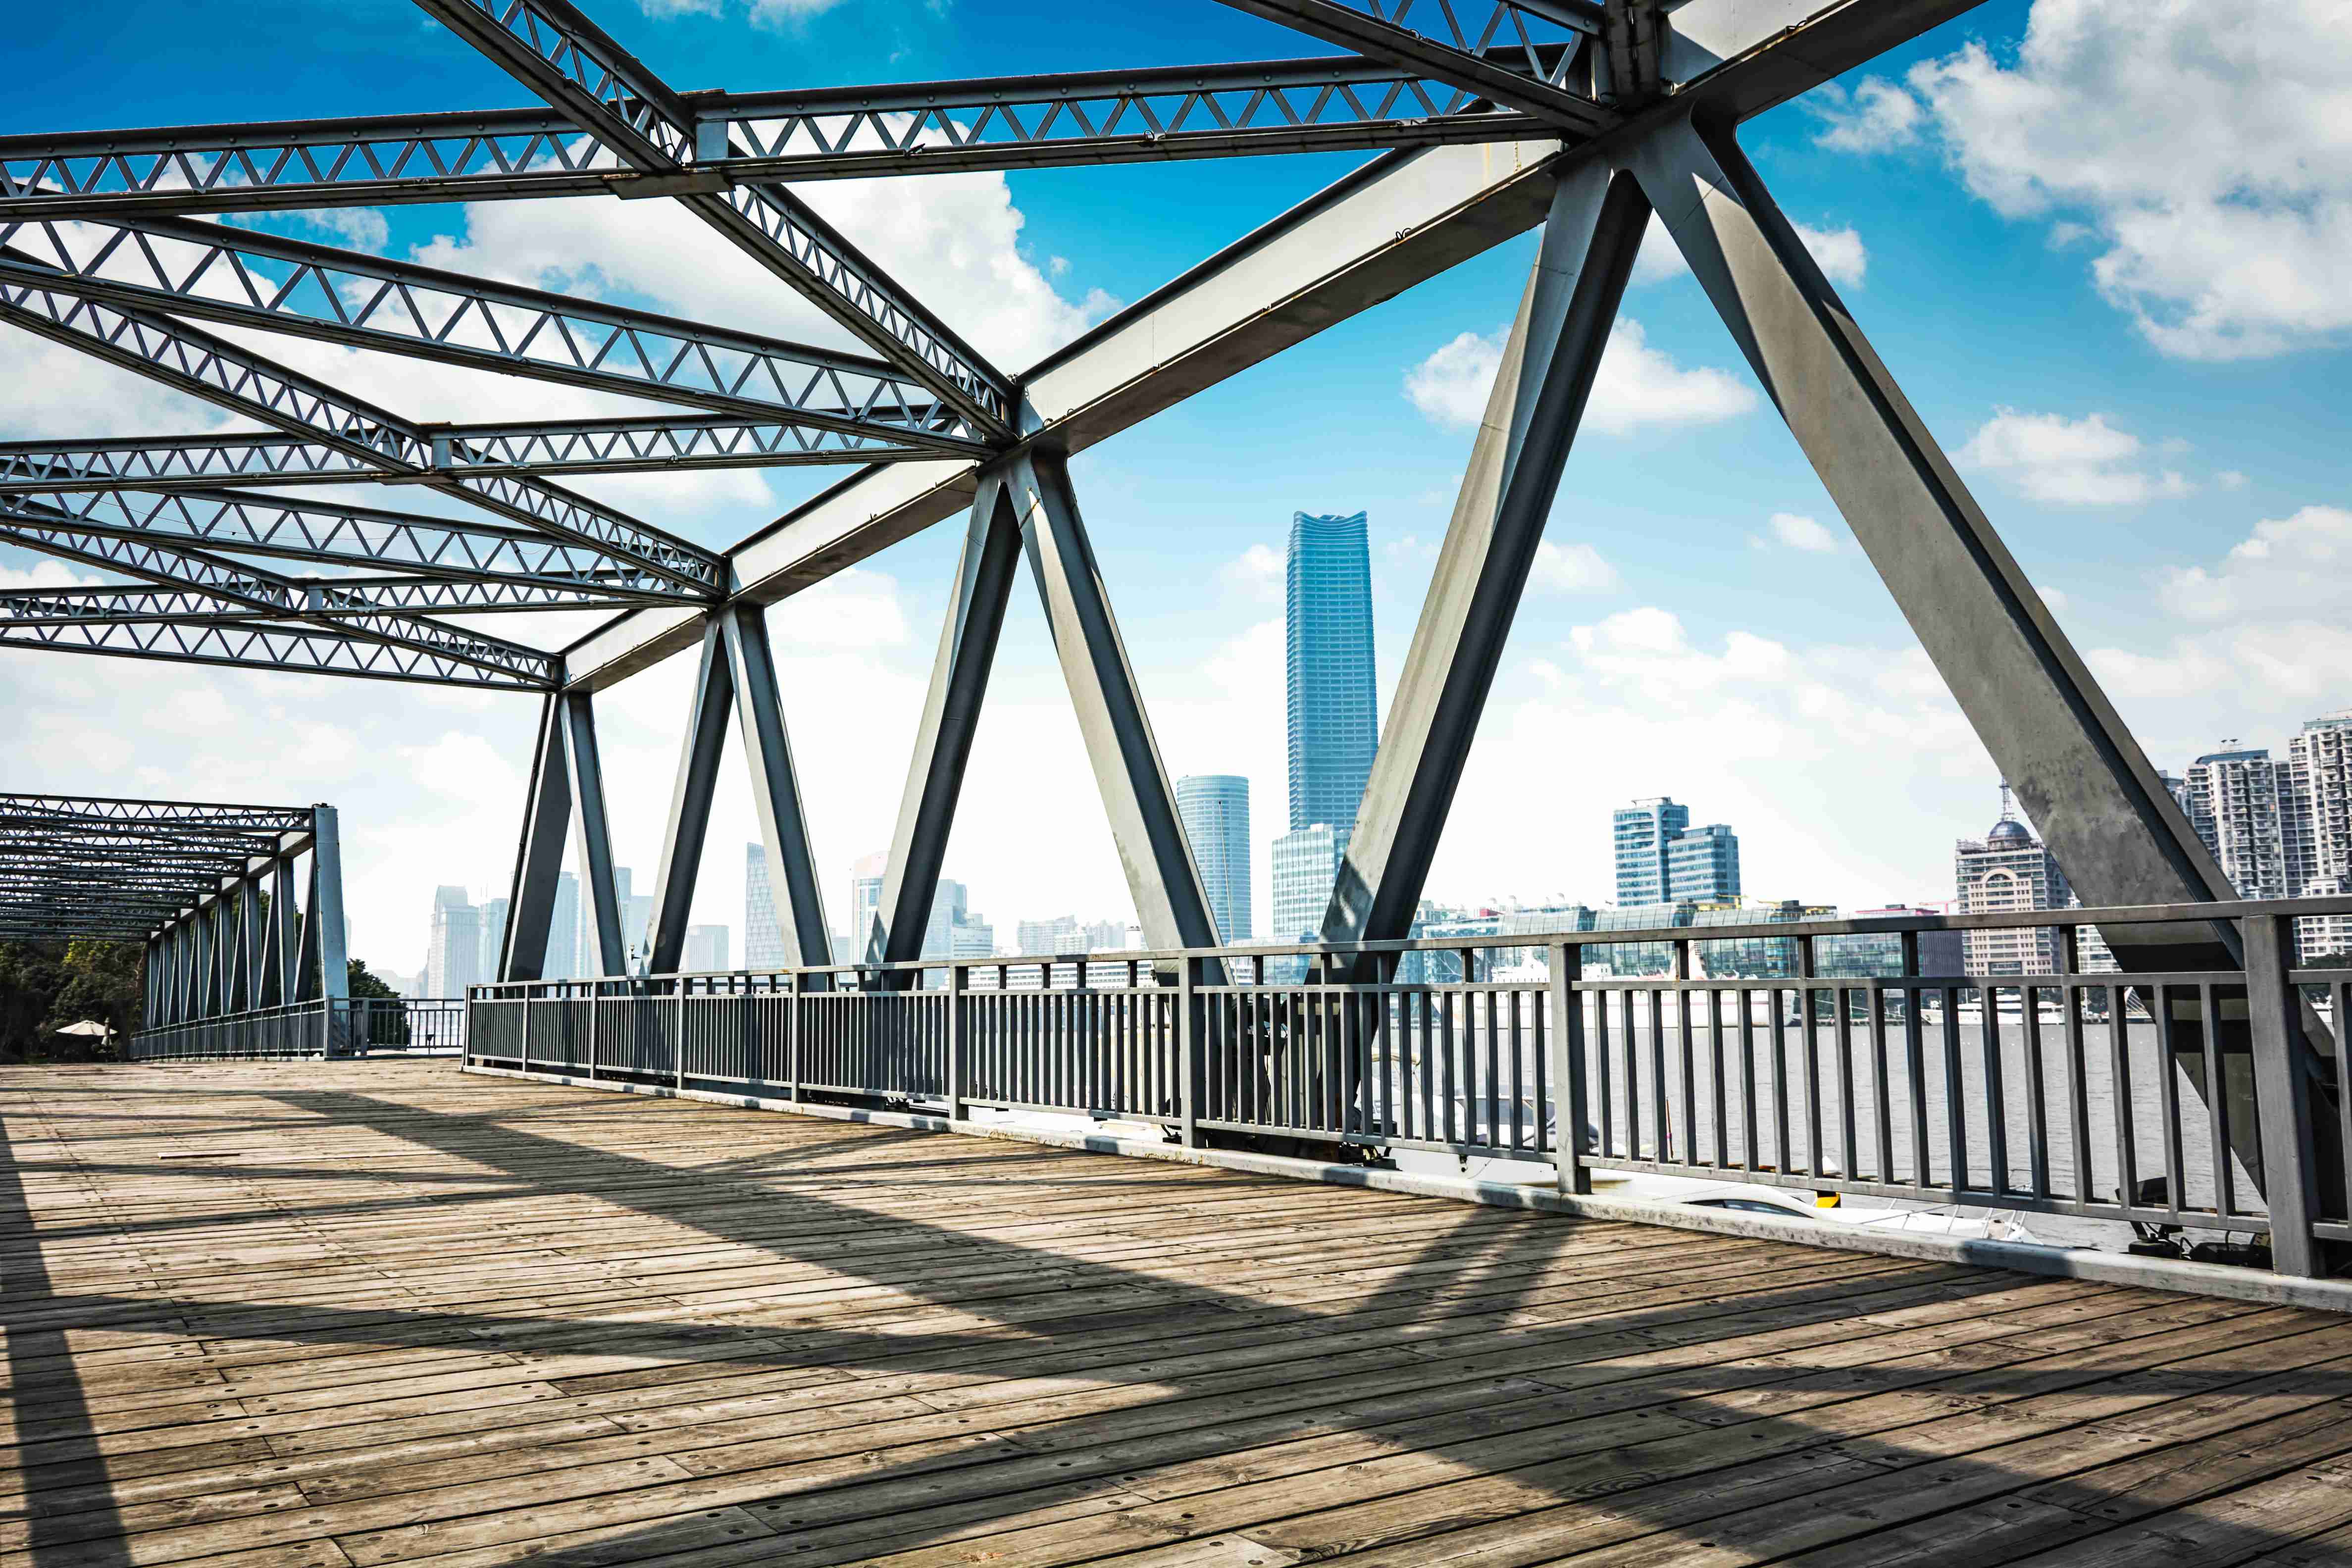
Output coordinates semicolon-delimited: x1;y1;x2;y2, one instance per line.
703;57;1557;181
0;273;725;593
1217;1;1619;131
0;793;325;955
0;609;553;689
413;0;1014;436
0;215;972;449
0;793;313;830
0;421;967;496
0;488;696;600
0;58;1555;220
0;508;562;682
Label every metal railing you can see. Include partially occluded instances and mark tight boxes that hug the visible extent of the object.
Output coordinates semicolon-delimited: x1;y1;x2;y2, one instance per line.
469;897;2352;1279
133;997;467;1061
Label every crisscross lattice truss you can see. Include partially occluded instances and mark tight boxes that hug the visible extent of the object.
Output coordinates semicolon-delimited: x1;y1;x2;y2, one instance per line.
0;0;1920;700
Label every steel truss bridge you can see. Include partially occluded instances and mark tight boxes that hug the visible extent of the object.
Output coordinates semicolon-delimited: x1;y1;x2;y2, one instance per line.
1;2;2347;1286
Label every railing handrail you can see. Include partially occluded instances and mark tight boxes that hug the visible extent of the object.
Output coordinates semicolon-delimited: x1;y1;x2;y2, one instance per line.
132;994;466;1042
468;894;2352;996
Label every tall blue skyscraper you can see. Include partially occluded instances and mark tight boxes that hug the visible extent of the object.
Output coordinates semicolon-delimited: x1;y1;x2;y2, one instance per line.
1285;510;1377;837
1176;774;1251;945
1274;511;1376;951
744;843;784;969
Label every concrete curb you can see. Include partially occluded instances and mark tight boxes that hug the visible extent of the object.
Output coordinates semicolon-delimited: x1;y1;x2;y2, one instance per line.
463;1062;2352;1315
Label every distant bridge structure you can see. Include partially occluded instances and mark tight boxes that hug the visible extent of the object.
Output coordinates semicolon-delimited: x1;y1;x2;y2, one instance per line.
0;3;2345;1280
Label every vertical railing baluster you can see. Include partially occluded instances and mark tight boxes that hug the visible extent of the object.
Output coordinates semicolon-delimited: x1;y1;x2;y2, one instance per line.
1797;934;1820;1181
1942;981;1966;1199
2201;979;2231;1224
1836;982;1858;1188
2023;970;2050;1201
1867;980;1892;1185
1981;978;2008;1200
2109;983;2137;1218
1550;942;1586;1193
1740;983;1760;1175
2155;982;2185;1225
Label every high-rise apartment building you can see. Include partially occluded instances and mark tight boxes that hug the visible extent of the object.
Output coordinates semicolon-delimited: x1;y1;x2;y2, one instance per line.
541;871;577;980
1613;798;1740;906
1953;790;2071;976
847;851;888;959
1017;915;1082;956
1666;823;1741;902
2185;743;2290;901
1613;798;1690;905
2289;709;2352;957
426;886;480;998
1286;511;1377;839
683;924;729;972
477;896;508;984
744;844;783;969
1176;774;1251;945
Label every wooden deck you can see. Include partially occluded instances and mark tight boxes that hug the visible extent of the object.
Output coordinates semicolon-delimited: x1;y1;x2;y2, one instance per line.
6;1065;2352;1568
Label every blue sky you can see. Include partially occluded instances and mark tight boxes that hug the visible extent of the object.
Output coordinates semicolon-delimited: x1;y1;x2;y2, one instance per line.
5;0;2347;978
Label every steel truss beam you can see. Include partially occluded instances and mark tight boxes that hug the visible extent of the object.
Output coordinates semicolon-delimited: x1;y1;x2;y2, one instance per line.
871;473;1021;971
1216;1;1617;132
0;273;725;594
1009;452;1223;968
0;487;695;600
0;421;966;496
0;792;313;830
0;215;971;448
414;0;1014;435
704;56;1552;182
0;609;553;690
0;510;561;683
0;57;1555;220
1325;158;1643;962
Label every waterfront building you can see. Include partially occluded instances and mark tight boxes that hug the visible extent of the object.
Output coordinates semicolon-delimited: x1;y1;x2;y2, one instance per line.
1271;822;1343;943
744;844;784;969
1176;774;1252;945
1667;823;1742;903
847;851;888;959
1821;908;1966;980
1612;798;1689;906
949;915;996;961
477;896;508;984
2185;743;2290;901
425;886;479;998
1018;915;1082;956
2290;709;2352;957
1953;788;2071;976
1286;511;1377;839
683;924;729;972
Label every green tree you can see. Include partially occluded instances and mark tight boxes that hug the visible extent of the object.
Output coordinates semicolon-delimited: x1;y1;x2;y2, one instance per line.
0;938;143;1060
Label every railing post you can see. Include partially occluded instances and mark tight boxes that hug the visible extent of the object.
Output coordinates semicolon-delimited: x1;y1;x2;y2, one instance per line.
946;962;968;1121
676;983;688;1093
1179;955;1202;1148
2245;913;2322;1278
519;991;531;1074
787;969;803;1105
586;982;601;1081
1549;941;1589;1195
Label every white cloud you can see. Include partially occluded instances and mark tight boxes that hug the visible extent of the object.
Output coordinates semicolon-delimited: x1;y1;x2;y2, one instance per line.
1426;608;1988;906
1405;319;1756;436
1825;2;2352;359
1958;408;2191;505
1633;217;1867;288
2080;502;2352;756
2155;505;2352;624
2217;470;2249;491
0;560;101;590
2036;583;2069;614
1218;543;1284;606
1530;540;1619;593
1809;78;1925;153
1755;511;1839;553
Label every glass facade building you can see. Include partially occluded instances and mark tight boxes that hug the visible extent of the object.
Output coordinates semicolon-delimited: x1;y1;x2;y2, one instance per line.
744;843;784;969
1271;824;1343;945
1286;511;1377;838
1176;774;1251;945
1612;798;1689;906
1666;823;1741;902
